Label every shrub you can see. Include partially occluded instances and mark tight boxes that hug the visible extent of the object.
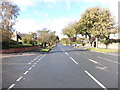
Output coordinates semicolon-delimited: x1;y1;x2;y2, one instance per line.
2;40;19;49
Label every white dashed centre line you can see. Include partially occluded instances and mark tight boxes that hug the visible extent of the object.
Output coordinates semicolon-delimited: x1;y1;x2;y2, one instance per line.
70;57;78;64
24;71;29;75
65;52;68;55
32;65;35;68
85;70;107;90
39;54;46;60
16;76;23;82
29;54;42;63
7;54;47;90
7;84;15;90
28;67;32;71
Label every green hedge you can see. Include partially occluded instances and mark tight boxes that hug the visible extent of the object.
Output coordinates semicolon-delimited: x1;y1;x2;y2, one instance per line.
9;45;32;49
2;40;19;49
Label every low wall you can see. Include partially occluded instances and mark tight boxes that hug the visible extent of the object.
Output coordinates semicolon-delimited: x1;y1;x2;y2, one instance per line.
85;43;120;50
0;46;39;54
98;43;119;50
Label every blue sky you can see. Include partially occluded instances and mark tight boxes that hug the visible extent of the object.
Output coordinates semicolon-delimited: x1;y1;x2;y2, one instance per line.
12;0;118;39
18;1;110;21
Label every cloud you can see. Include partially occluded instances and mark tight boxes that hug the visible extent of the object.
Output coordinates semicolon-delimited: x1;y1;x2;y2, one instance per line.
13;19;42;34
14;17;76;39
32;11;49;17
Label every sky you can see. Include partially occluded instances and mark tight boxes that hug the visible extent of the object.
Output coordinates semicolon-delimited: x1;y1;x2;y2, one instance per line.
12;0;119;39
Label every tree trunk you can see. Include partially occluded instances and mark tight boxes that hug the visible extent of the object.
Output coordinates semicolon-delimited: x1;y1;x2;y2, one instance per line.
106;45;108;49
95;38;98;48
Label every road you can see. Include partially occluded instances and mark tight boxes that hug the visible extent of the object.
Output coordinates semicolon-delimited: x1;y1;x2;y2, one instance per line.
2;44;119;90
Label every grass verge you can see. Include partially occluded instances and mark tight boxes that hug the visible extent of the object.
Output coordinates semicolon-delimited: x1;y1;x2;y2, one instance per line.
35;45;56;52
85;48;120;53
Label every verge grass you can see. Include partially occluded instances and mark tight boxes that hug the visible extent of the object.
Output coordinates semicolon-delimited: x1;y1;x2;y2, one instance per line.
85;48;120;53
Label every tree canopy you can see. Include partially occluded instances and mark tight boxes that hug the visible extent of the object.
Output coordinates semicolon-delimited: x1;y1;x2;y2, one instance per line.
37;29;58;47
0;0;20;31
77;7;116;39
0;0;20;42
62;22;76;38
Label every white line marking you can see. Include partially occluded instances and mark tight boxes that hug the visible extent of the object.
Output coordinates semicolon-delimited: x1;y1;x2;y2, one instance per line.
24;71;29;75
85;70;107;90
28;67;32;71
38;54;46;60
30;60;34;63
29;54;42;63
7;84;15;90
65;52;68;55
59;46;78;65
98;56;120;64
89;59;98;64
70;57;78;64
28;63;31;64
32;65;35;67
16;76;23;81
34;55;42;60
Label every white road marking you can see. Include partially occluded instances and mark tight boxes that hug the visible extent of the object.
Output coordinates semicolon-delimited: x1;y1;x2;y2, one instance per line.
70;57;78;64
32;65;35;67
7;84;15;90
65;52;68;55
16;76;23;82
34;55;41;60
24;71;29;75
28;63;31;64
89;59;98;64
28;67;32;71
85;70;107;90
59;46;78;65
38;54;46;60
29;54;42;63
96;66;108;71
98;56;120;64
30;60;34;63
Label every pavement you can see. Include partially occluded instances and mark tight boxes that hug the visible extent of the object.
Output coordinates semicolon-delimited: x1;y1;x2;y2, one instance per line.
1;44;119;89
75;45;119;56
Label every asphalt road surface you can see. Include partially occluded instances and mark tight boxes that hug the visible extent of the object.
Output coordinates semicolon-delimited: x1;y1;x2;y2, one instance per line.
2;44;119;90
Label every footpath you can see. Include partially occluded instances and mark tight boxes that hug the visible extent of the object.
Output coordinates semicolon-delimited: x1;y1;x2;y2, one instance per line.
75;45;119;56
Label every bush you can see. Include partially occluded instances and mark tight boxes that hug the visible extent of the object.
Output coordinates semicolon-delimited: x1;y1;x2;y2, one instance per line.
9;45;32;49
2;40;19;49
2;40;36;49
2;41;10;49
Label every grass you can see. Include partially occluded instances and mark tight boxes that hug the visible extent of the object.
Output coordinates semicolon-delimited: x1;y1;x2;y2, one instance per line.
23;43;32;46
35;45;56;52
85;48;120;53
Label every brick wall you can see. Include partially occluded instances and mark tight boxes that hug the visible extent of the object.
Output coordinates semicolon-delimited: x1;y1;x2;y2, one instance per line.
0;46;39;54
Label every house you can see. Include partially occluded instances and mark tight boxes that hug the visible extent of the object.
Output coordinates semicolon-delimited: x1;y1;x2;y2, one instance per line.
110;33;120;39
11;31;22;42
